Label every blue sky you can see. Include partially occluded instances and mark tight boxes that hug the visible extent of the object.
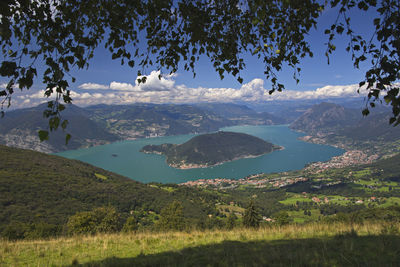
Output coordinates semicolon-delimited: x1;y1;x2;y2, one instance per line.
2;5;379;109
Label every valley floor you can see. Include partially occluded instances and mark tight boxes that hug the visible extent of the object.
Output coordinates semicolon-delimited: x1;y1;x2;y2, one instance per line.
1;222;399;266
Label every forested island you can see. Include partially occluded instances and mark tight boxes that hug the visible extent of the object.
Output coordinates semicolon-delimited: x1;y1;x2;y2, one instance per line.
141;131;282;169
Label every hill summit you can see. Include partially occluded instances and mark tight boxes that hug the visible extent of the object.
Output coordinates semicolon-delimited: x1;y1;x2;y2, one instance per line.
141;131;282;169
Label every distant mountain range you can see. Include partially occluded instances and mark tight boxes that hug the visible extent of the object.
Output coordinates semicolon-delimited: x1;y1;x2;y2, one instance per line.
86;103;232;139
1;100;396;153
290;102;400;142
0;103;288;153
290;102;360;135
0;104;119;153
141;131;281;169
195;103;289;125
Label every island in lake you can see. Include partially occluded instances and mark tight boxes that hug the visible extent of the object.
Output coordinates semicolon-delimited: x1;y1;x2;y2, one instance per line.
140;131;283;169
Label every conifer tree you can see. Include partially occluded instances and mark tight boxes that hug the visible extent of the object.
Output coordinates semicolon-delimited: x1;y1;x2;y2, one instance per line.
242;200;261;228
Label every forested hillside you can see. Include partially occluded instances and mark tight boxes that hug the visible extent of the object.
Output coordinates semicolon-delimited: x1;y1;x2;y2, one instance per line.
141;131;280;168
0;145;221;238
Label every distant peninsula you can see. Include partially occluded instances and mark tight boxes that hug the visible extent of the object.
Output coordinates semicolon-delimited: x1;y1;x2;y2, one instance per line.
140;131;283;169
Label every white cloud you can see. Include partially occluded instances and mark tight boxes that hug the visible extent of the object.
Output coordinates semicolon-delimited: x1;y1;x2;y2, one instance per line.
78;71;175;92
135;70;175;91
7;72;372;109
78;83;109;90
269;84;363;100
109;81;138;91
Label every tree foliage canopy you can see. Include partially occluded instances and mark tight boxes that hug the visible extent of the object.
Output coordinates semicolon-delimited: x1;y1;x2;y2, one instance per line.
66;206;121;235
243;200;261;228
1;0;399;139
156;201;186;231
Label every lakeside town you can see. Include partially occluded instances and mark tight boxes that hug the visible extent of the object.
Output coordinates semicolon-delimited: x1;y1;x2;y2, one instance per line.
179;174;308;189
304;150;379;172
179;148;379;189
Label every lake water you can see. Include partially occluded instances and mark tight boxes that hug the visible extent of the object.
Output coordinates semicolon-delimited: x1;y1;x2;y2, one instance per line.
57;125;344;184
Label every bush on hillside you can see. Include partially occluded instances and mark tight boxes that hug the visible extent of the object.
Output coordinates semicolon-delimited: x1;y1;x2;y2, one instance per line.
1;221;60;240
122;216;138;232
156;201;186;231
67;207;121;235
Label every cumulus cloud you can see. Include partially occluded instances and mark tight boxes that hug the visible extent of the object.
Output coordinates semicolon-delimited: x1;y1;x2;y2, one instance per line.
78;83;109;90
77;71;175;92
269;84;363;100
135;70;175;91
109;81;138;91
8;72;371;109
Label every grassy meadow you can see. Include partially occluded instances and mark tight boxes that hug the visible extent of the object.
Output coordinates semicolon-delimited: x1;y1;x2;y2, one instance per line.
1;222;400;266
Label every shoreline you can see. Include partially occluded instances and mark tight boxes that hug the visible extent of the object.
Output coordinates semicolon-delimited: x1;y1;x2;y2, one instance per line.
167;145;285;170
295;133;380;171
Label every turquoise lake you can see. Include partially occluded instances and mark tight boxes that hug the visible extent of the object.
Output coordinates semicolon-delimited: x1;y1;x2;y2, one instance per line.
57;125;344;184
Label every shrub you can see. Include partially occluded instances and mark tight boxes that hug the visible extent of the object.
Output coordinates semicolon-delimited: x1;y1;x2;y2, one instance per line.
274;211;291;226
122;216;138;232
156;201;186;231
1;222;60;240
67;207;121;235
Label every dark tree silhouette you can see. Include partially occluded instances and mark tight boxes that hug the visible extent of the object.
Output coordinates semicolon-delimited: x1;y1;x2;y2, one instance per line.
1;0;399;141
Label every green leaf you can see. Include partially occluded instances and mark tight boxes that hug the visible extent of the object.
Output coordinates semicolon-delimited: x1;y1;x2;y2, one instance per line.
336;26;344;34
58;104;65;111
0;61;17;77
38;130;49;142
61;119;69;130
65;133;71;145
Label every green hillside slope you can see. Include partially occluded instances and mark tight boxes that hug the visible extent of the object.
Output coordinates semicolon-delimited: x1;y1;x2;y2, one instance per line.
0;145;219;237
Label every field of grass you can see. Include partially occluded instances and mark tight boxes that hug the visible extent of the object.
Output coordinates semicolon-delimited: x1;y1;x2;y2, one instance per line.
1;222;399;266
287;209;320;223
279;193;312;205
380;197;400;207
94;173;107;180
352;168;372;179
